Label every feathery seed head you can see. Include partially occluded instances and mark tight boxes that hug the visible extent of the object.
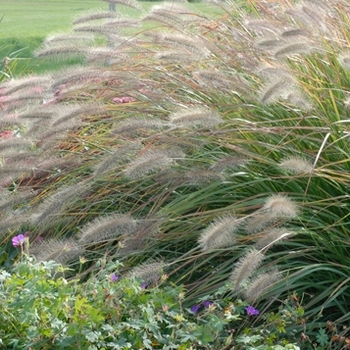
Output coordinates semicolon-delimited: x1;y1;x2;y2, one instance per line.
152;32;210;57
259;78;293;104
262;194;298;219
286;6;327;32
33;183;88;227
210;156;249;173
244;269;281;303
124;148;183;180
93;141;143;177
169;107;223;129
73;10;117;25
78;213;138;245
198;214;241;252
0;139;34;157
254;228;293;250
127;260;165;286
281;29;309;38
274;42;317;59
44;33;94;46
245;212;278;234
230;248;265;293
30;238;84;265
246;19;284;35
34;44;87;59
279;156;313;174
184;169;224;187
1;75;52;96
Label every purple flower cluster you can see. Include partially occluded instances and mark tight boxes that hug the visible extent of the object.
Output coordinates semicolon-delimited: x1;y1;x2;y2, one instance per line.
245;305;259;316
12;232;30;248
190;301;214;314
110;273;119;282
12;234;25;247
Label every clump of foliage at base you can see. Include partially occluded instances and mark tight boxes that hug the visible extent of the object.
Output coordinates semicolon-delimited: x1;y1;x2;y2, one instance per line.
0;258;303;349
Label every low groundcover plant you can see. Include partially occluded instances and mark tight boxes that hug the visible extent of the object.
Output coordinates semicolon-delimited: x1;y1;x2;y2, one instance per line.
0;257;302;350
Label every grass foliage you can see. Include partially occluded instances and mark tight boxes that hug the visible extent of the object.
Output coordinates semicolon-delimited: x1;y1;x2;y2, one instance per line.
2;0;350;347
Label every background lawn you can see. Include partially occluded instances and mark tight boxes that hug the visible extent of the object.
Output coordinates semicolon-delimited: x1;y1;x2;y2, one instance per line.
0;0;221;76
0;0;108;74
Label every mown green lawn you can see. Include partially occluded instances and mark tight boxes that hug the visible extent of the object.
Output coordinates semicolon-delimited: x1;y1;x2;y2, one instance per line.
0;0;105;74
0;0;221;75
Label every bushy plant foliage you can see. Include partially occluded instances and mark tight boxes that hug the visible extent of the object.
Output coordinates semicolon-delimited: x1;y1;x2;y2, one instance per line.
0;257;303;349
1;0;350;344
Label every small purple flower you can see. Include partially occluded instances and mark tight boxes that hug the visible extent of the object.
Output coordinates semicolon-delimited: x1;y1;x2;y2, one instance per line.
110;273;119;282
12;234;26;247
140;283;147;289
245;305;259;316
202;301;214;308
190;304;201;314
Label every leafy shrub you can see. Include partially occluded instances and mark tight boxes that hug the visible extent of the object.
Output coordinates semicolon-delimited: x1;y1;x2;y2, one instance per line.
0;258;302;349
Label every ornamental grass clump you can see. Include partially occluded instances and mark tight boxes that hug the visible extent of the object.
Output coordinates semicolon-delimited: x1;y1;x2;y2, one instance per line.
3;0;350;339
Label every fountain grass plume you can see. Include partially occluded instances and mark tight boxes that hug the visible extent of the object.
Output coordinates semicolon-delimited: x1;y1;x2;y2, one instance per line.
0;213;31;239
124;148;184;180
51;66;120;91
246;19;284;35
0;75;52;96
78;213;138;245
0;139;34;157
155;51;201;63
30;238;84;265
151;32;210;58
279;156;314;174
259;78;292;104
51;104;105;128
73;24;123;36
32;183;89;227
34;44;87;59
143;4;187;28
256;37;286;49
198;214;241;252
85;48;129;64
169;107;223;129
93;141;143;177
230;248;265;293
245;212;279;234
254;228;294;250
274;42;317;59
73;9;118;25
127;259;165;286
209;156;249;173
262;194;298;219
183;169;224;187
117;217;164;256
43;33;95;46
0;189;37;216
285;7;324;31
35;118;84;148
281;28;309;38
244;268;281;303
